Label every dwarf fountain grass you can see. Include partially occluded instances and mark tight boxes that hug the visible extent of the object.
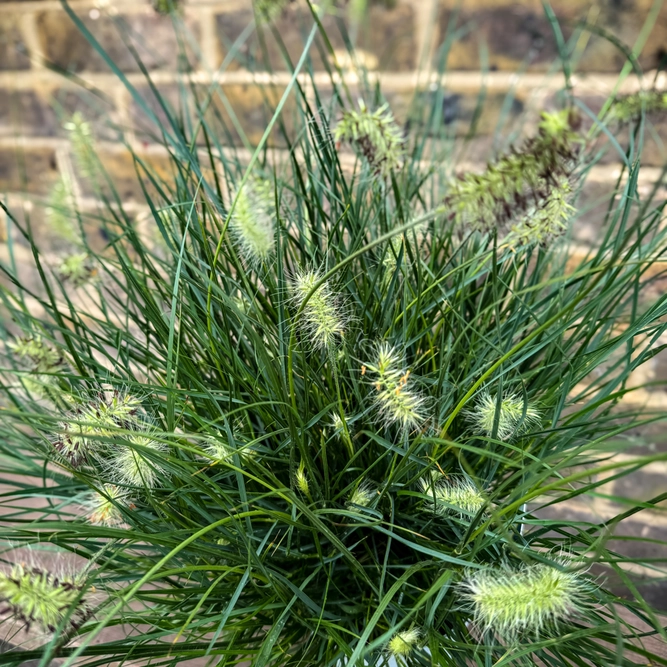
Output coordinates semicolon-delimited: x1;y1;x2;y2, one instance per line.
608;89;667;122
58;253;98;287
84;484;128;527
461;561;589;638
290;269;346;350
419;473;486;518
365;343;427;432
466;390;540;441
387;627;421;657
64;112;97;180
334;101;405;178
1;6;667;666
111;434;166;489
45;176;78;244
0;564;89;633
229;178;276;265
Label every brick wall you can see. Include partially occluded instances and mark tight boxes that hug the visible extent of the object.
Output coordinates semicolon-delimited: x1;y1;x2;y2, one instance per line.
1;0;667;614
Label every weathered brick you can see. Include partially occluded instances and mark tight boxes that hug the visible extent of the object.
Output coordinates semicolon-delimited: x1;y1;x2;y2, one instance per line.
0;146;59;195
0;13;31;71
437;0;667;73
35;8;197;73
197;82;299;147
214;1;416;72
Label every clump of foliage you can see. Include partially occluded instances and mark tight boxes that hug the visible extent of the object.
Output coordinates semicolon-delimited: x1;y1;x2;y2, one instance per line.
0;3;666;667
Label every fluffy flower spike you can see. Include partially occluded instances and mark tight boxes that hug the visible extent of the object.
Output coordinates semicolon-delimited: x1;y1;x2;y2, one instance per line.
460;561;589;638
64;112;96;180
295;461;310;497
112;434;166;488
466;390;540;441
85;484;128;526
253;0;291;22
365;343;426;432
0;564;90;633
229;178;276;264
46;177;78;244
444;109;580;243
346;481;376;509
203;437;255;464
58;253;98;287
387;627;421;657
335;101;405;178
9;336;64;374
608;90;667;123
290;269;345;350
419;472;486;517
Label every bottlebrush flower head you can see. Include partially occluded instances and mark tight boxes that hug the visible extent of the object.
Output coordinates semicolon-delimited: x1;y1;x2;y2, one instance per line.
334;101;405;178
0;563;90;633
46;176;79;244
419;472;486;517
466;390;540;441
202;436;255;464
444;109;580;237
58;253;98;287
85;484;128;527
346;480;376;509
365;343;427;432
387;627;421;657
64;112;96;180
294;461;310;497
229;177;276;265
460;561;590;638
608;90;667;123
290;269;345;350
8;336;64;374
111;433;167;489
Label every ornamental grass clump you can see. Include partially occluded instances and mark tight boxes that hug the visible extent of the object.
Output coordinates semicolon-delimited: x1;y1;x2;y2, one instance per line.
1;5;667;667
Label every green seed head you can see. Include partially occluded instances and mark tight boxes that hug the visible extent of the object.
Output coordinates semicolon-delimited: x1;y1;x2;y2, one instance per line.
295;461;310;497
112;434;166;488
466;391;540;441
85;484;127;526
461;562;588;638
346;481;376;509
387;627;421;657
608;90;667;123
64;112;96;180
420;473;486;517
0;564;89;633
365;343;426;432
9;337;64;374
46;177;78;244
229;178;276;265
58;253;98;287
290;269;345;351
334;101;405;178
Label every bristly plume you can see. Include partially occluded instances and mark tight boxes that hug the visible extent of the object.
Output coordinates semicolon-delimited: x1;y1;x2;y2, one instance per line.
45;176;79;244
364;343;427;432
334;101;405;178
229;178;276;265
444;109;581;242
608;90;667;123
85;484;128;527
0;564;90;633
202;436;255;464
290;269;345;350
387;627;421;657
466;390;540;441
8;337;65;374
419;472;486;518
64;112;96;180
294;460;310;498
346;480;376;509
460;561;589;638
58;253;98;288
111;433;167;489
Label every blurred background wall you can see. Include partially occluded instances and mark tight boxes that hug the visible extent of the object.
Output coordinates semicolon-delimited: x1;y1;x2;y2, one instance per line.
1;0;667;611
